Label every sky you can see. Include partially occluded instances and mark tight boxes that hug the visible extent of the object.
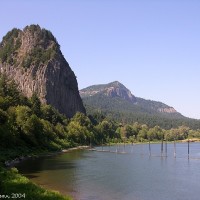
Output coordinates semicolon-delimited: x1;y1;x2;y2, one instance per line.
0;0;200;119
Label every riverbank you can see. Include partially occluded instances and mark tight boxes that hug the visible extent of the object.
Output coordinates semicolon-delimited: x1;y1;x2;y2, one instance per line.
62;145;90;152
109;138;200;146
1;146;90;168
181;138;200;143
0;146;90;200
0;147;50;167
0;166;72;200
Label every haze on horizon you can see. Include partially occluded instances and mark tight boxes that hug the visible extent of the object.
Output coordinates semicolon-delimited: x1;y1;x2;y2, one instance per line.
0;0;200;119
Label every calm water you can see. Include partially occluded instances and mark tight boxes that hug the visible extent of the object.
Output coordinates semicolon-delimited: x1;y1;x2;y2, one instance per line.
16;143;200;200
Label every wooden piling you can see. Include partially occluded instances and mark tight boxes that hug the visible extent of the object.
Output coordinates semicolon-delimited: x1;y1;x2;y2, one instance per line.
90;137;92;148
174;139;176;158
165;140;167;157
161;139;164;157
123;139;125;153
149;139;151;156
188;138;190;159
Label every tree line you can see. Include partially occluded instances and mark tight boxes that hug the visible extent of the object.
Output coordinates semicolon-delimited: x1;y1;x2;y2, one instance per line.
0;74;200;154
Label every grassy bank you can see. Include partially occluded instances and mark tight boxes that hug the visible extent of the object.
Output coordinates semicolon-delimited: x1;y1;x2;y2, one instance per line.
0;146;91;200
0;167;72;200
0;147;75;200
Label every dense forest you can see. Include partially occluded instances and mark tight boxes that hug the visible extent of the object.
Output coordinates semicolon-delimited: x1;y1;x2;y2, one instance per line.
80;82;200;130
1;73;200;164
83;97;200;130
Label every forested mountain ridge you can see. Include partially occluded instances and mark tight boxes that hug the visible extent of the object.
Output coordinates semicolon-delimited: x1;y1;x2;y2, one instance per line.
80;81;182;117
80;81;200;129
0;24;85;118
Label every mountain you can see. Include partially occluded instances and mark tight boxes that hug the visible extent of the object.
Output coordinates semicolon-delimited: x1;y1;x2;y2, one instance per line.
80;81;182;117
80;81;137;102
80;81;200;129
0;25;85;118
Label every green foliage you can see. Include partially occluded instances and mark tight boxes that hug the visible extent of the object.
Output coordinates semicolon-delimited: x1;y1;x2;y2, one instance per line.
85;101;200;130
0;167;72;200
0;109;8;125
125;124;137;138
0;73;113;151
1;72;199;168
188;129;200;138
0;124;18;148
0;74;29;110
23;25;57;44
15;106;32;126
137;125;148;141
41;105;65;125
21;25;59;69
67;113;93;145
31;93;41;117
0;28;21;64
123;123;193;142
22;46;57;69
147;126;163;141
0;25;59;70
165;126;190;141
95;120;120;143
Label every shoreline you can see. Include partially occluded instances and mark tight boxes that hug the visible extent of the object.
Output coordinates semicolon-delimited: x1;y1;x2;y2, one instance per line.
3;139;200;167
61;145;90;152
1;146;91;200
2;142;199;200
4;145;90;168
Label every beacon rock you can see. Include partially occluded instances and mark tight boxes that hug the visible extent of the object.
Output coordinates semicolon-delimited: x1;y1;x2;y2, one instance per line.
0;25;85;117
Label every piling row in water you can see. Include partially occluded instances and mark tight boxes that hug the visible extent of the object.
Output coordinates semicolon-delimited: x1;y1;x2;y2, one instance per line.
94;138;191;159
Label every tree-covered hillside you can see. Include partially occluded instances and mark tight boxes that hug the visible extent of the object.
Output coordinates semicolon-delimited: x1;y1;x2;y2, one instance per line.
80;81;200;130
84;101;200;130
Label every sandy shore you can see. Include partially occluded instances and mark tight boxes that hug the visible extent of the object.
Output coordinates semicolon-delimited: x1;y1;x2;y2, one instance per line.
61;145;90;152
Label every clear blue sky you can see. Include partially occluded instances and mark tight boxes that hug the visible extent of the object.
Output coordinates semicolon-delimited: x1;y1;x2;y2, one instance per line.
1;0;200;119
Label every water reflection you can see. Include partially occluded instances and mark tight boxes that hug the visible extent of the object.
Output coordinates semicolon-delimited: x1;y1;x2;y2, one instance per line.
16;143;200;200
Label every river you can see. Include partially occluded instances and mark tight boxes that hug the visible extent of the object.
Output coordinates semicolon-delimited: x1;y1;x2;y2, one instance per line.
16;143;200;200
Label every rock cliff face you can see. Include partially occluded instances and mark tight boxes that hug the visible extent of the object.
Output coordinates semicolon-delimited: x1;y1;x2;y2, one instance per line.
80;81;137;102
158;107;177;114
0;25;85;118
104;81;136;102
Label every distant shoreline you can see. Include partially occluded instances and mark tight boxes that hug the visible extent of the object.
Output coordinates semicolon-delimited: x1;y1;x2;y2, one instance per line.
61;145;90;152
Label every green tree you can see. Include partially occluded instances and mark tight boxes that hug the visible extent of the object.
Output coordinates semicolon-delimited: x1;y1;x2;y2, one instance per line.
0;109;8;125
137;124;148;141
147;125;163;141
31;93;41;117
41;104;64;125
125;125;135;138
67;113;94;145
15;106;38;145
23;114;43;145
132;122;141;138
95;120;119;142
